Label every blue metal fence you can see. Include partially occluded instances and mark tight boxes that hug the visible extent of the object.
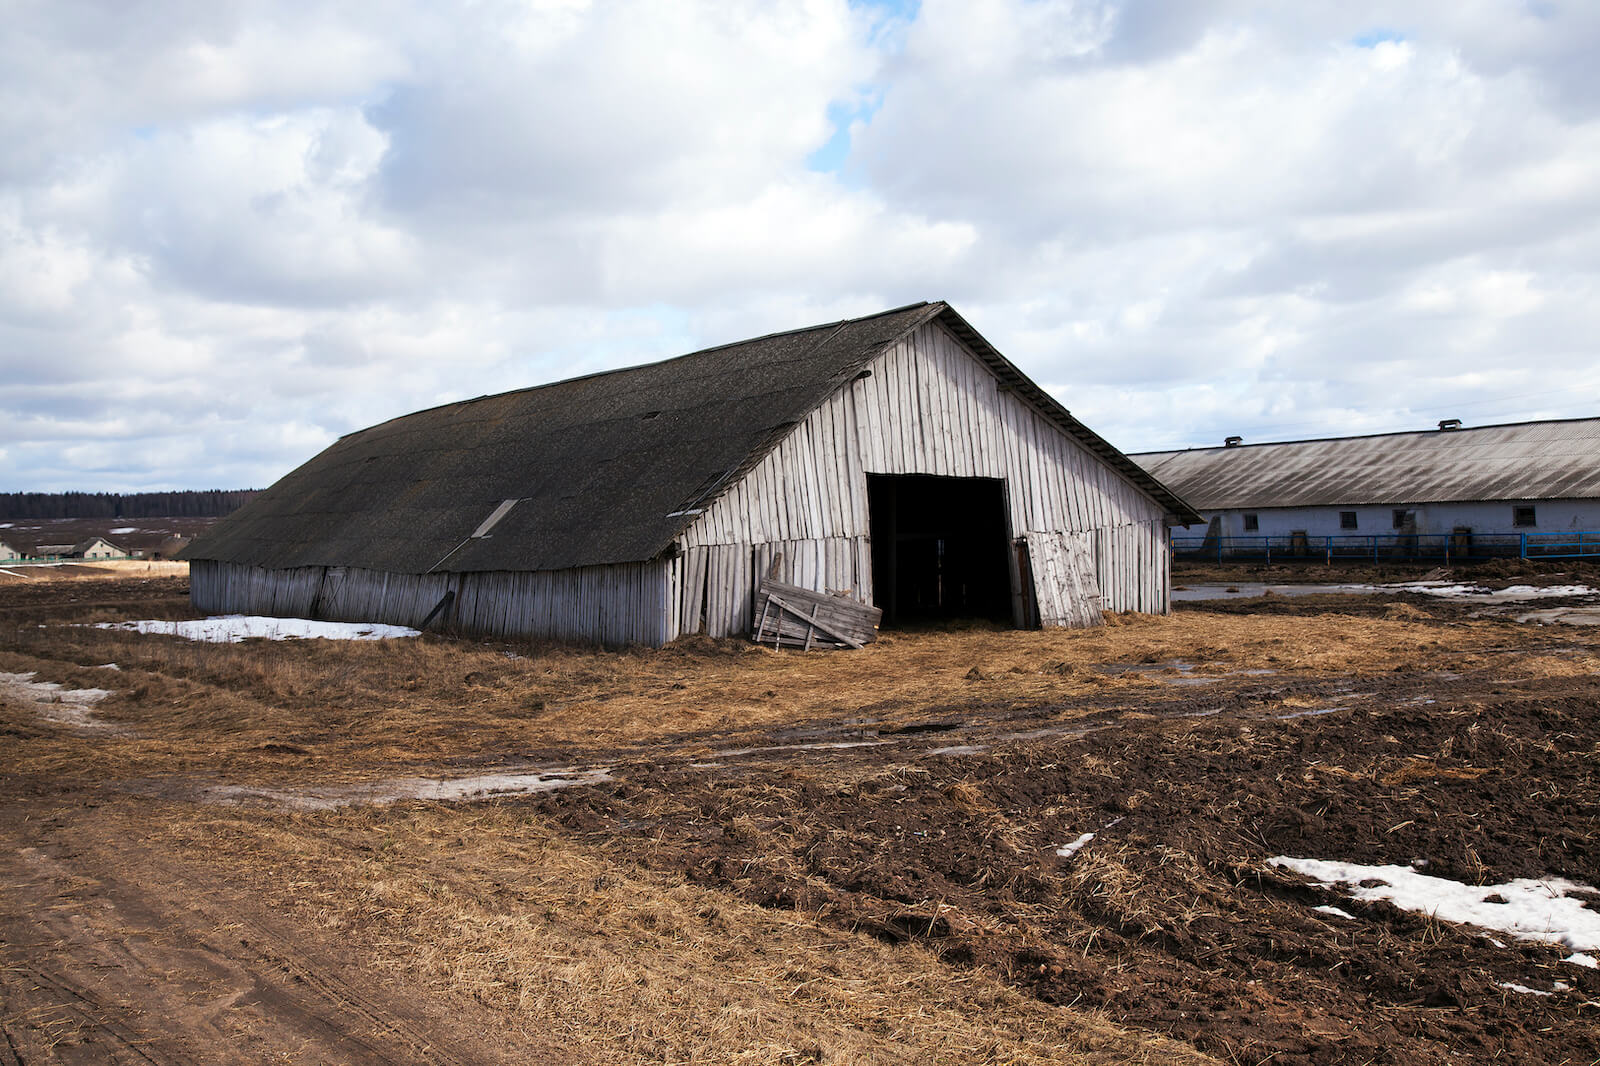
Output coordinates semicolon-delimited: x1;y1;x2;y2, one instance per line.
1173;531;1600;564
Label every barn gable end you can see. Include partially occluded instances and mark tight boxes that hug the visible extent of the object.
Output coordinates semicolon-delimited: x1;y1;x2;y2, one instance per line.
671;317;1176;639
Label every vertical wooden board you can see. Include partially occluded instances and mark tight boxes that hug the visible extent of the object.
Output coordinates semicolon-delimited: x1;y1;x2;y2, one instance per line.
887;342;908;472
685;546;709;635
910;328;937;472
1025;531;1102;628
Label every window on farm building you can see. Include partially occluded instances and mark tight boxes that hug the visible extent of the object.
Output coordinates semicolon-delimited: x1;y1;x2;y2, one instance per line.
1340;511;1358;529
1513;506;1537;528
1392;509;1413;530
1242;513;1259;532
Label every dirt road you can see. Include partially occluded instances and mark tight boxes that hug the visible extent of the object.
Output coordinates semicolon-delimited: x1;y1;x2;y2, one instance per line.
0;782;575;1065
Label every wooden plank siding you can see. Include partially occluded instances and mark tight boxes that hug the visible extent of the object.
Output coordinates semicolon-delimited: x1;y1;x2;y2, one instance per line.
192;558;670;646
680;320;1170;632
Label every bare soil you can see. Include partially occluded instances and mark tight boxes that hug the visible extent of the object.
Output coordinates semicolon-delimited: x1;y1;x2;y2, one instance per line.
2;574;1597;1064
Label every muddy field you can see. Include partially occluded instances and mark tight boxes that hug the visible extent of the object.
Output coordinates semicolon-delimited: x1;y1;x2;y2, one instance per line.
1;573;1597;1064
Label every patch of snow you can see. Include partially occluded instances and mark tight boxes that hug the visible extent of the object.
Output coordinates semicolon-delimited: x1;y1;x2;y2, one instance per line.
207;767;613;809
1270;857;1600;951
109;527;137;534
97;663;121;671
1381;582;1599;602
0;522;11;527
95;616;420;642
1056;832;1095;859
1500;982;1552;997
1315;905;1356;920
928;744;987;756
1566;952;1598;969
0;671;120;731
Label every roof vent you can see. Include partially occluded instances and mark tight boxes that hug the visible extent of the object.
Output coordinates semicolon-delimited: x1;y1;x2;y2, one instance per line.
1224;435;1243;448
1438;418;1462;431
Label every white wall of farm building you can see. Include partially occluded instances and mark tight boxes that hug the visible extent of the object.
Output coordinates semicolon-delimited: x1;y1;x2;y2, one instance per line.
1199;498;1600;540
674;320;1171;639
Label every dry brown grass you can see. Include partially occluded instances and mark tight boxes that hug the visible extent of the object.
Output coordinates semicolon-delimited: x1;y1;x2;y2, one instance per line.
0;560;188;584
2;606;1580;784
9;579;1600;1065
146;801;1215;1065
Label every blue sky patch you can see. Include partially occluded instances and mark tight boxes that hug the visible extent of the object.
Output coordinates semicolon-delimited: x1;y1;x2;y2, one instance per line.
1353;28;1405;48
807;94;884;177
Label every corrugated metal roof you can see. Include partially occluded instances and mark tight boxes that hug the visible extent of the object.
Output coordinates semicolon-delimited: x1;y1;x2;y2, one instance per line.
1131;418;1600;511
184;303;1195;576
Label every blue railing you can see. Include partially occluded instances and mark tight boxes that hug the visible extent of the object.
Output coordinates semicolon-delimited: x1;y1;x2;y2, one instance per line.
1173;531;1600;563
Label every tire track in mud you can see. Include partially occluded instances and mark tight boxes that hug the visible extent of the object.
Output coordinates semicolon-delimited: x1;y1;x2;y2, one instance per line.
0;808;509;1066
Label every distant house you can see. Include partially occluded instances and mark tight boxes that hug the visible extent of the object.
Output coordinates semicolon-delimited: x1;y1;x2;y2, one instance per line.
0;540;20;562
1133;418;1600;547
31;537;130;560
184;301;1198;645
71;537;128;560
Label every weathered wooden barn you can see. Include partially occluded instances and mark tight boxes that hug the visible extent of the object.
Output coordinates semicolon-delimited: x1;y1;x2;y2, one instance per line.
184;302;1198;645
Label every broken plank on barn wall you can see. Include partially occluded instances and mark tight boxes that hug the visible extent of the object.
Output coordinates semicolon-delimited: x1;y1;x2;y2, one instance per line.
752;577;882;650
1023;530;1103;629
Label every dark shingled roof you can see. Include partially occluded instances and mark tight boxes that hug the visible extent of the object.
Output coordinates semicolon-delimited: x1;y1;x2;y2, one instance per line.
186;302;1195;575
1132;417;1600;511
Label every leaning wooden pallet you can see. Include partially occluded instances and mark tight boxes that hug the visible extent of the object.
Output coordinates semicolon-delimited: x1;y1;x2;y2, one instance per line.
752;577;882;650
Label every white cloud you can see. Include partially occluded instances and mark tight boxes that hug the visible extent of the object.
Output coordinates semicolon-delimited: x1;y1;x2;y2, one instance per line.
3;0;1600;490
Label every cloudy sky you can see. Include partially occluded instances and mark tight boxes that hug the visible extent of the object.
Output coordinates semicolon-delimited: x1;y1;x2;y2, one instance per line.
4;0;1598;491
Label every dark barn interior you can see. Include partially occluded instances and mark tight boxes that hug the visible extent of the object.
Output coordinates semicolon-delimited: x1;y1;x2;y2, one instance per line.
867;474;1013;626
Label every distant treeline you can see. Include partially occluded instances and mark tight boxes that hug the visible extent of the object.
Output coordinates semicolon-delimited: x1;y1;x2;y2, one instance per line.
0;490;259;520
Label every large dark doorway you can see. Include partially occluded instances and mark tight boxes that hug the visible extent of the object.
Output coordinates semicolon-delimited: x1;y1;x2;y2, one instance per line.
868;474;1013;626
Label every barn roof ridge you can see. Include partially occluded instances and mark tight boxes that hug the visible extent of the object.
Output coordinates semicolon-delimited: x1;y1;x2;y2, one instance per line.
345;301;940;437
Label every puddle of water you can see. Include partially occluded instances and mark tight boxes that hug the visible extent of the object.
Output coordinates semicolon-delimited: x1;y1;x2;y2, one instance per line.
710;739;887;758
1097;659;1199;675
1173;584;1363;601
1518;607;1600;626
0;671;122;731
927;744;988;756
1000;723;1104;742
1277;705;1348;720
208;767;613;810
1097;661;1277;685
